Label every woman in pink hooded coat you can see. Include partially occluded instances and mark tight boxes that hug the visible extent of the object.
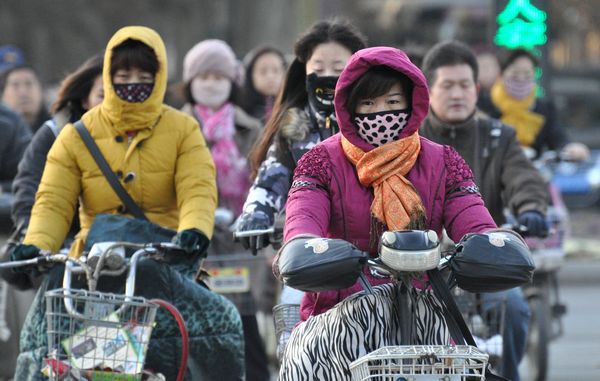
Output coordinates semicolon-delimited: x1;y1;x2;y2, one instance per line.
283;46;497;322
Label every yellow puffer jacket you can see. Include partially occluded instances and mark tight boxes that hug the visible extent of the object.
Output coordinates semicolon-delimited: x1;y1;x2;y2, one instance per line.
24;26;217;257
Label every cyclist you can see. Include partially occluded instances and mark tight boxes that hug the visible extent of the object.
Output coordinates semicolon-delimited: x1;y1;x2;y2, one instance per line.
236;20;367;254
10;26;243;380
420;40;549;381
277;47;498;379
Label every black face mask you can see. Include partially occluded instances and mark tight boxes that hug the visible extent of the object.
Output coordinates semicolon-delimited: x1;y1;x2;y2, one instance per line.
305;73;338;114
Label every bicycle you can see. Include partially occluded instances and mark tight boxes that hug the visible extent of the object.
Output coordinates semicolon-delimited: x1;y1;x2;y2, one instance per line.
274;230;532;380
0;242;191;381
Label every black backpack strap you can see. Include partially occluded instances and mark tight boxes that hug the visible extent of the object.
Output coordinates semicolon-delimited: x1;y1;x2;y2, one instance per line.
428;268;509;381
74;120;147;221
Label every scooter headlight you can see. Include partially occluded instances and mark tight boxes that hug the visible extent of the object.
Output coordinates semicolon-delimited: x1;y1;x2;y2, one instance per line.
379;230;441;272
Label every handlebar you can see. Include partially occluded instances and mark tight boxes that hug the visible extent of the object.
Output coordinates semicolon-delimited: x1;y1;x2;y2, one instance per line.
233;227;275;238
501;223;550;239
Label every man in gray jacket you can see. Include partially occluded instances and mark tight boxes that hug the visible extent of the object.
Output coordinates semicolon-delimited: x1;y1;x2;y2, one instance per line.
420;41;549;381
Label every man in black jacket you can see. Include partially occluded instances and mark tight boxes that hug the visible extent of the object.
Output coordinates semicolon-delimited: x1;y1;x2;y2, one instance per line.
0;103;31;225
420;41;549;381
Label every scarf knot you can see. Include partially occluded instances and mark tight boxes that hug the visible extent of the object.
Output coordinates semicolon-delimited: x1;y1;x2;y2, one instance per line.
342;133;426;233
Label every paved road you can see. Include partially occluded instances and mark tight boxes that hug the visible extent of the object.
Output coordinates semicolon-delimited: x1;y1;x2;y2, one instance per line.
519;259;600;381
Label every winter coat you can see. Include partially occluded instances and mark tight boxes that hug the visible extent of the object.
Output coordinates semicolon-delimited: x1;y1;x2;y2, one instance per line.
478;90;567;155
0;103;31;191
23;26;217;257
182;102;262;315
282;47;497;320
0;104;30;220
11;109;74;228
242;106;336;227
420;112;548;225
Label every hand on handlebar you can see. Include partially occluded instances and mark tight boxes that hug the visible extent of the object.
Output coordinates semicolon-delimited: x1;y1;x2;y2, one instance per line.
517;211;549;238
235;211;273;255
172;229;209;255
10;244;43;276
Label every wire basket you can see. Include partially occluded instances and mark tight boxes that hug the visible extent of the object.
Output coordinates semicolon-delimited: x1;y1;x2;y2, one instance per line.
44;288;158;380
272;303;300;360
350;345;489;381
452;288;506;360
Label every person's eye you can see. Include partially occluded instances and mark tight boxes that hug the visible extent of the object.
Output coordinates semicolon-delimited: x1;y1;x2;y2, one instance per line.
359;100;374;106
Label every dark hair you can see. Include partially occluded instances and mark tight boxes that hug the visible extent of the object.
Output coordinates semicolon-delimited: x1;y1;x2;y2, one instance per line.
50;54;103;119
345;65;413;118
240;46;286;118
249;20;367;177
110;39;159;77
499;48;539;72
182;79;240;106
422;40;478;86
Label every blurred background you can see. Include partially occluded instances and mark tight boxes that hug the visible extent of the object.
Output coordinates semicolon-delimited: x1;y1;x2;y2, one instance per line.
1;0;599;145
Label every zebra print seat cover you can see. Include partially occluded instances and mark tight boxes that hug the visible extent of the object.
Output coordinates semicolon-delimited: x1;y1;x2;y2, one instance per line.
279;283;450;380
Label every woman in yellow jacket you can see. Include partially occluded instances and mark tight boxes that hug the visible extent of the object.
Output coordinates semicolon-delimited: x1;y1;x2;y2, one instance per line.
11;26;244;380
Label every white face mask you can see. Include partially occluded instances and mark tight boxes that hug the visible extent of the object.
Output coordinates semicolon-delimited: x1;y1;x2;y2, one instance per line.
190;77;232;109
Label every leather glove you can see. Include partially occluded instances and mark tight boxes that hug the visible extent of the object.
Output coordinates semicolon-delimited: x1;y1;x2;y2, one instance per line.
173;229;209;255
236;211;272;255
10;244;41;275
517;211;549;238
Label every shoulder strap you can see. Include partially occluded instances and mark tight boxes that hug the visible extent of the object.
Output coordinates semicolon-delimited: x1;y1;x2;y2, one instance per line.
44;119;61;137
74;120;147;220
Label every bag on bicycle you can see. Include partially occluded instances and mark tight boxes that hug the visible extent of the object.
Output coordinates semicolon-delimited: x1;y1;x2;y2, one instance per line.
274;236;367;292
450;229;534;293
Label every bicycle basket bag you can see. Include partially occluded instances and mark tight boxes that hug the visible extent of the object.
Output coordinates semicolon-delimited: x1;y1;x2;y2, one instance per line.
450;229;535;293
274;237;367;292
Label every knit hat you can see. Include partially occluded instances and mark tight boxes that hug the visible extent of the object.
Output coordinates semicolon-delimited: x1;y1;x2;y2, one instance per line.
183;39;244;86
0;45;25;74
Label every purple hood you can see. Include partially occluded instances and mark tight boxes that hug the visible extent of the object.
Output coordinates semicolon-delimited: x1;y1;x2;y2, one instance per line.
335;47;430;152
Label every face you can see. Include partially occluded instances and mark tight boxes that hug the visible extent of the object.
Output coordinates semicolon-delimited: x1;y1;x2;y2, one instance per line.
82;75;104;110
355;83;408;114
252;52;285;97
429;64;478;123
190;71;232;110
476;53;500;89
1;68;43;117
502;56;535;83
305;41;352;77
112;67;154;84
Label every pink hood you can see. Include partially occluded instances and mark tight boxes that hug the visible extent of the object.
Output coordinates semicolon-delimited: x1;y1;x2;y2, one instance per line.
334;47;430;152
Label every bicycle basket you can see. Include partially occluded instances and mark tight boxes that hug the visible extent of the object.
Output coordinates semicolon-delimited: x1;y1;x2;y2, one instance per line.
349;345;489;381
272;303;300;360
44;288;158;380
452;288;506;359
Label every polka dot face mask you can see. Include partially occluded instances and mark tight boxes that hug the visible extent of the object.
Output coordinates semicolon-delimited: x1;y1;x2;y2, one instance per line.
354;109;411;147
113;83;154;103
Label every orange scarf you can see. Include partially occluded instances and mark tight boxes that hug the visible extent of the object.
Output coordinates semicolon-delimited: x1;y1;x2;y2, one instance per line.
341;133;425;230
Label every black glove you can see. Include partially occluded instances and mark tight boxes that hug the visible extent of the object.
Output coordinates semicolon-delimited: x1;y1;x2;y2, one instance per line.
236;211;272;255
173;229;209;254
10;244;42;275
517;211;549;237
